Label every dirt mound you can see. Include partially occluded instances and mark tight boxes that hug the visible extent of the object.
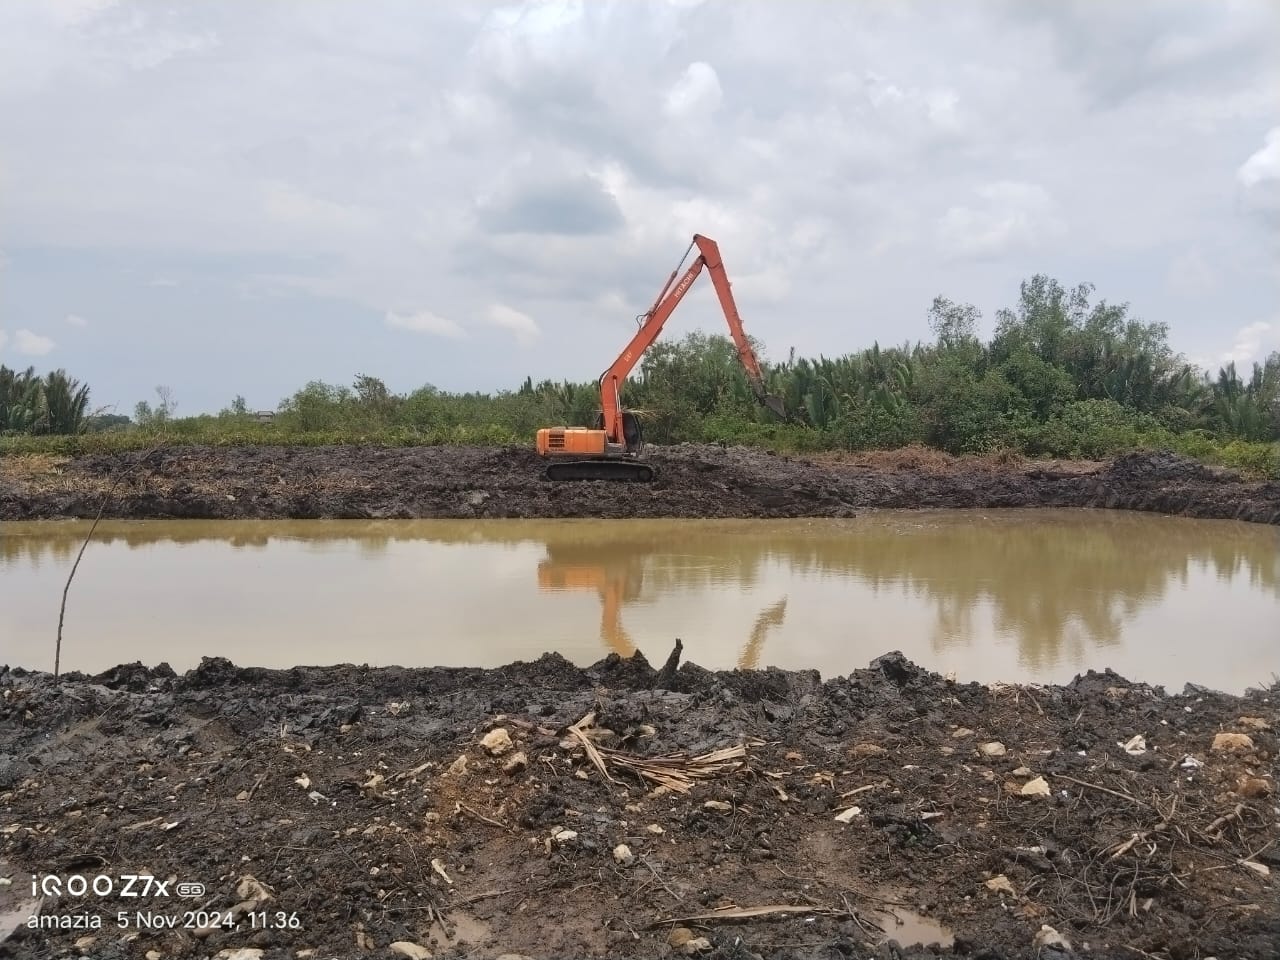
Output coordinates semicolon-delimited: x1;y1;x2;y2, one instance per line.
2;445;1278;524
2;654;1276;960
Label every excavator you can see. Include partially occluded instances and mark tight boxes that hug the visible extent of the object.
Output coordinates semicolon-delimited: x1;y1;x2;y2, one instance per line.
535;233;787;481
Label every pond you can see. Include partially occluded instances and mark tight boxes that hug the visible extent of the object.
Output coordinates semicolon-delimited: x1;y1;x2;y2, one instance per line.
2;510;1277;692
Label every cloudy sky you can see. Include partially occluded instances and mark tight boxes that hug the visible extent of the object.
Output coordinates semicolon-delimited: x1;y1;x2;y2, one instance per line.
1;0;1278;416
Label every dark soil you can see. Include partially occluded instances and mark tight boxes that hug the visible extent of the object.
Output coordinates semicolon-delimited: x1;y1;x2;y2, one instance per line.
1;653;1276;960
1;446;1278;524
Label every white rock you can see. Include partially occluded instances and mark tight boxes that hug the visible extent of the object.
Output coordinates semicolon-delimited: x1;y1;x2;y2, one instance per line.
389;943;433;960
834;806;862;823
1120;734;1147;755
613;843;635;866
1033;924;1071;951
430;858;452;884
481;728;514;756
1020;776;1051;798
984;874;1015;895
978;742;1006;757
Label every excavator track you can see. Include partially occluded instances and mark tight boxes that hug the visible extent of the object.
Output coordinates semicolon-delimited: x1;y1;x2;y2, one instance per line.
544;459;657;482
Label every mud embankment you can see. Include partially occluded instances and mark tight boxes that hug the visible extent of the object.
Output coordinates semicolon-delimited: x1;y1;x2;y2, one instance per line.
1;445;1278;523
1;654;1276;960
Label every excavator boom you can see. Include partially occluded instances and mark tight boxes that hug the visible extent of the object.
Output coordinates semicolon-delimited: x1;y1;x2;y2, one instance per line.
537;234;786;481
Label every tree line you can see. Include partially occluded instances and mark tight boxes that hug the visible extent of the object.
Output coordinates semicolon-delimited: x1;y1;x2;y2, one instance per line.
3;275;1278;474
0;366;93;435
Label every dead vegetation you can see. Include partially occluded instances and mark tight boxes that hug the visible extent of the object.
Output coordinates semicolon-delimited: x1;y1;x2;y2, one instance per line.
1;652;1275;960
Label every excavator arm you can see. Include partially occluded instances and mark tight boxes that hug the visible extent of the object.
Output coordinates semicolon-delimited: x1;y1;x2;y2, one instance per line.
598;234;785;445
536;233;786;481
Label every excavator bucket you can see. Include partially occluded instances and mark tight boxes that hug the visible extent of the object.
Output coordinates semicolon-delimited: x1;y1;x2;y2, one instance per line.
763;394;788;421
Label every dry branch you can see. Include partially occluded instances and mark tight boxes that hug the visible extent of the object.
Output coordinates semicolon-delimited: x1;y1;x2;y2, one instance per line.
652;904;841;926
597;744;747;793
563;712;747;791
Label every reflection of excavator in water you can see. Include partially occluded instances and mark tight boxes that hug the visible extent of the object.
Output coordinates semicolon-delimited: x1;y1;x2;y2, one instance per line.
535;234;788;481
536;541;788;668
537;548;644;659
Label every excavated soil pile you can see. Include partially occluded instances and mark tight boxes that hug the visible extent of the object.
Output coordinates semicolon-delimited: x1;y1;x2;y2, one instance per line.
1;653;1276;960
1;445;1277;524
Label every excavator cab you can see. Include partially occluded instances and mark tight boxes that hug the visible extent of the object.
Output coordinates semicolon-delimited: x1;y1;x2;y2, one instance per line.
537;234;785;482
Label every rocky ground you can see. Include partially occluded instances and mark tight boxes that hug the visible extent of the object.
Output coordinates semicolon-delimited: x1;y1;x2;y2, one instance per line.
1;445;1278;524
1;652;1276;960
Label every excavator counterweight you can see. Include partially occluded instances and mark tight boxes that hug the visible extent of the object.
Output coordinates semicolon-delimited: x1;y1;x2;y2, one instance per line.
536;234;785;481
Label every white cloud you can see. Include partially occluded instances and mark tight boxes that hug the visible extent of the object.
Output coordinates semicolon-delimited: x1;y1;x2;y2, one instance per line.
13;329;57;356
664;62;723;119
0;1;1276;411
486;304;541;346
47;0;118;26
124;27;218;72
65;313;87;327
262;183;377;235
1236;126;1280;226
1237;127;1280;188
385;309;466;340
0;329;7;354
1220;320;1276;366
936;181;1063;260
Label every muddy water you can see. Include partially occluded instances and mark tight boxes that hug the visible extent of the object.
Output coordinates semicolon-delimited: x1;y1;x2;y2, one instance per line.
2;510;1277;692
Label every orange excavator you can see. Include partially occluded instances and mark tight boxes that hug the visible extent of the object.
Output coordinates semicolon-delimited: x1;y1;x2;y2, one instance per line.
535;233;787;481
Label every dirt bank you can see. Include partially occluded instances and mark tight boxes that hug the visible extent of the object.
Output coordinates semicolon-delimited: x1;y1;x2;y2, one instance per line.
1;653;1276;960
2;445;1278;524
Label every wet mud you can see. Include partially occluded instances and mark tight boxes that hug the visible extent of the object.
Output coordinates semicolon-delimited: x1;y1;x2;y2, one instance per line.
1;653;1276;960
1;445;1278;524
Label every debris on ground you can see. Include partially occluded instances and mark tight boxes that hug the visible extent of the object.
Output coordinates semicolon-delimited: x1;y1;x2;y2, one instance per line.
1;652;1276;959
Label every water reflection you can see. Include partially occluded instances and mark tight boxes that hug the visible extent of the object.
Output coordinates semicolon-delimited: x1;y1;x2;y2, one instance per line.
1;511;1276;691
535;538;789;667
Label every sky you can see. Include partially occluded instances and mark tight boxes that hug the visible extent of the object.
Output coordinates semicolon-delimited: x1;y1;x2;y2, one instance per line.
0;0;1278;417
